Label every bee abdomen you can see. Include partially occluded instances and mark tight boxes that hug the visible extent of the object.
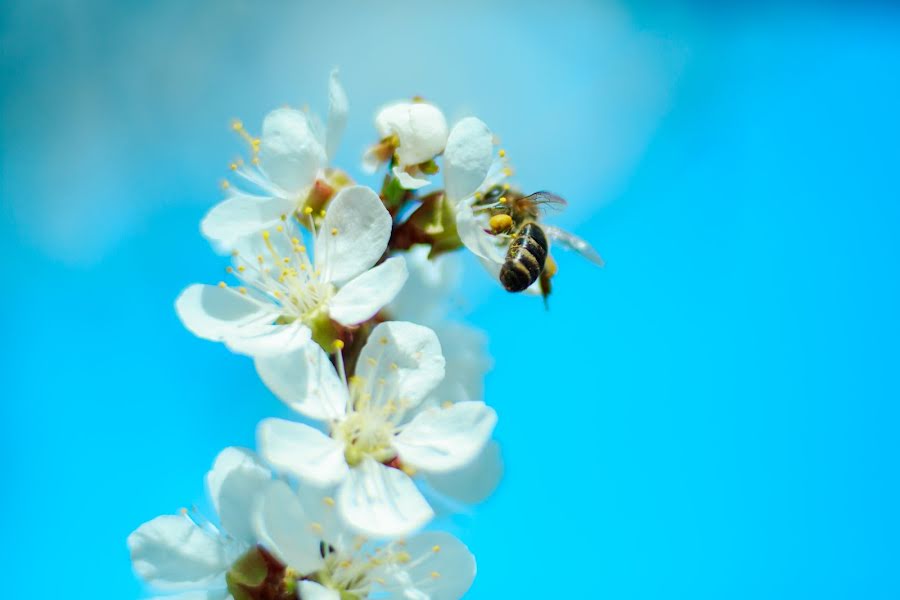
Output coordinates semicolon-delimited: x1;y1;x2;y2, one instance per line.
499;223;548;292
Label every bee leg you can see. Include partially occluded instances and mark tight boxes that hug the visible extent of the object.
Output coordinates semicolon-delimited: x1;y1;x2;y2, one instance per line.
539;269;552;310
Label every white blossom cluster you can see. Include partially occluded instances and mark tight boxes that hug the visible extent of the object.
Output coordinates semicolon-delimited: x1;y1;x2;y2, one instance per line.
128;70;598;600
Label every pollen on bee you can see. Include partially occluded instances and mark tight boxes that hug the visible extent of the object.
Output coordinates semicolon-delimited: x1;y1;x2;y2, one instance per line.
498;196;508;204
489;214;513;234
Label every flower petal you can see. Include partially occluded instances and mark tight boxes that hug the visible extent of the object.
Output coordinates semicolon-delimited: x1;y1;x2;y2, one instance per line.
325;69;348;162
337;457;433;538
377;531;476;600
253;480;324;575
205;447;270;545
257;418;348;486
376;102;448;167
430;322;491;405
329;257;408;326
455;199;507;265
147;590;229;600
255;344;348;421
223;321;312;357
175;284;278;345
394;402;496;473
259;107;325;195
314;185;392;285
391;166;431;190
355;322;445;414
298;581;340;600
200;192;296;249
424;441;503;504
444;117;493;202
127;515;227;590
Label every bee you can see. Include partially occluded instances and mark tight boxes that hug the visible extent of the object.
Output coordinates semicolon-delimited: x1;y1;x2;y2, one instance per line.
476;189;604;297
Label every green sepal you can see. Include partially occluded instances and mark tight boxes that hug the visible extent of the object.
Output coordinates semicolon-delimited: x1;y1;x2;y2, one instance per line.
227;547;268;589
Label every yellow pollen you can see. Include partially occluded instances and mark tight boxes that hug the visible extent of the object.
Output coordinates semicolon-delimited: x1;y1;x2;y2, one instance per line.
237;265;246;273
221;180;230;190
310;522;323;534
432;545;441;553
324;496;336;507
276;225;284;233
367;357;377;366
489;213;513;233
498;196;508;204
333;340;345;351
257;255;264;263
229;162;237;171
273;291;282;299
225;266;234;273
379;337;388;345
238;287;247;295
299;264;307;271
390;362;398;370
303;206;314;215
319;209;327;218
499;149;506;157
280;214;287;221
503;183;511;190
251;157;259;165
331;227;338;235
441;401;453;409
401;464;417;476
340;560;351;569
283;257;290;263
291;237;300;245
262;230;270;240
231;249;239;257
397;552;411;563
231;119;243;131
179;507;188;515
218;281;226;288
375;577;386;585
431;571;441;579
474;192;484;200
503;167;513;176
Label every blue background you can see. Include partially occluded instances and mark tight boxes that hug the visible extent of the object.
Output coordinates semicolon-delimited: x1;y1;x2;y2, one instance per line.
3;1;899;598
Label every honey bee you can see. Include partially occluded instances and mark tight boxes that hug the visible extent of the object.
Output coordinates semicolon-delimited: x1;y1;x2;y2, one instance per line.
474;188;604;297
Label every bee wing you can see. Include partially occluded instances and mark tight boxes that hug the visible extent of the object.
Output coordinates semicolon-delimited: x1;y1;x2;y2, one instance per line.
543;224;605;267
522;191;568;213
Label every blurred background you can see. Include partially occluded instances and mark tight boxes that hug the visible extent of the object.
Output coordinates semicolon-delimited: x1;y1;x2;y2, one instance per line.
3;1;900;598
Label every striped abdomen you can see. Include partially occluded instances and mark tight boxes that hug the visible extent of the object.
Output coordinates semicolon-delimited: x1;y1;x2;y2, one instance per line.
499;222;548;292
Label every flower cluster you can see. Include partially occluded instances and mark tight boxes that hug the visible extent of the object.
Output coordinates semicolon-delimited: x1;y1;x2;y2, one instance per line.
130;70;601;599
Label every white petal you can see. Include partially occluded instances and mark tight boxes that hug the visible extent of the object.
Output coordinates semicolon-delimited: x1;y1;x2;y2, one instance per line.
253;480;324;575
375;102;448;166
430;322;491;405
387;247;462;323
378;532;476;600
257;418;348;486
444;117;493;202
298;581;340;600
424;440;503;505
329;257;408;326
455;199;507;265
314;185;391;285
223;321;312;357
205;447;270;545
255;344;348;421
325;69;348;162
337;457;433;538
200;192;296;249
259;107;325;195
394;402;496;473
361;145;381;174
356;322;445;413
128;515;227;590
175;284;278;345
391;166;431;190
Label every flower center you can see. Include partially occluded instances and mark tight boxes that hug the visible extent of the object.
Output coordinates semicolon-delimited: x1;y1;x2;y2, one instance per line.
333;407;396;467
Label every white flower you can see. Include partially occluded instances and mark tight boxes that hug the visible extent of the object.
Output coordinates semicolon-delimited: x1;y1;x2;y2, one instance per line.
127;447;271;600
202;70;350;248
254;479;477;600
387;247;502;505
176;185;407;357
364;100;449;190
255;321;498;537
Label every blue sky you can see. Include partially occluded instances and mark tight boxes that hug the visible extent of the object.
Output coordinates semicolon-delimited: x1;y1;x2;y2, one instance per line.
2;1;899;598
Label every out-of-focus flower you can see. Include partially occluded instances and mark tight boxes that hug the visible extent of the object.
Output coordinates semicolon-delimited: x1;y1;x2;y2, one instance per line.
363;100;449;189
254;479;477;599
176;186;407;356
127;447;271;600
202;70;350;248
255;321;497;537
